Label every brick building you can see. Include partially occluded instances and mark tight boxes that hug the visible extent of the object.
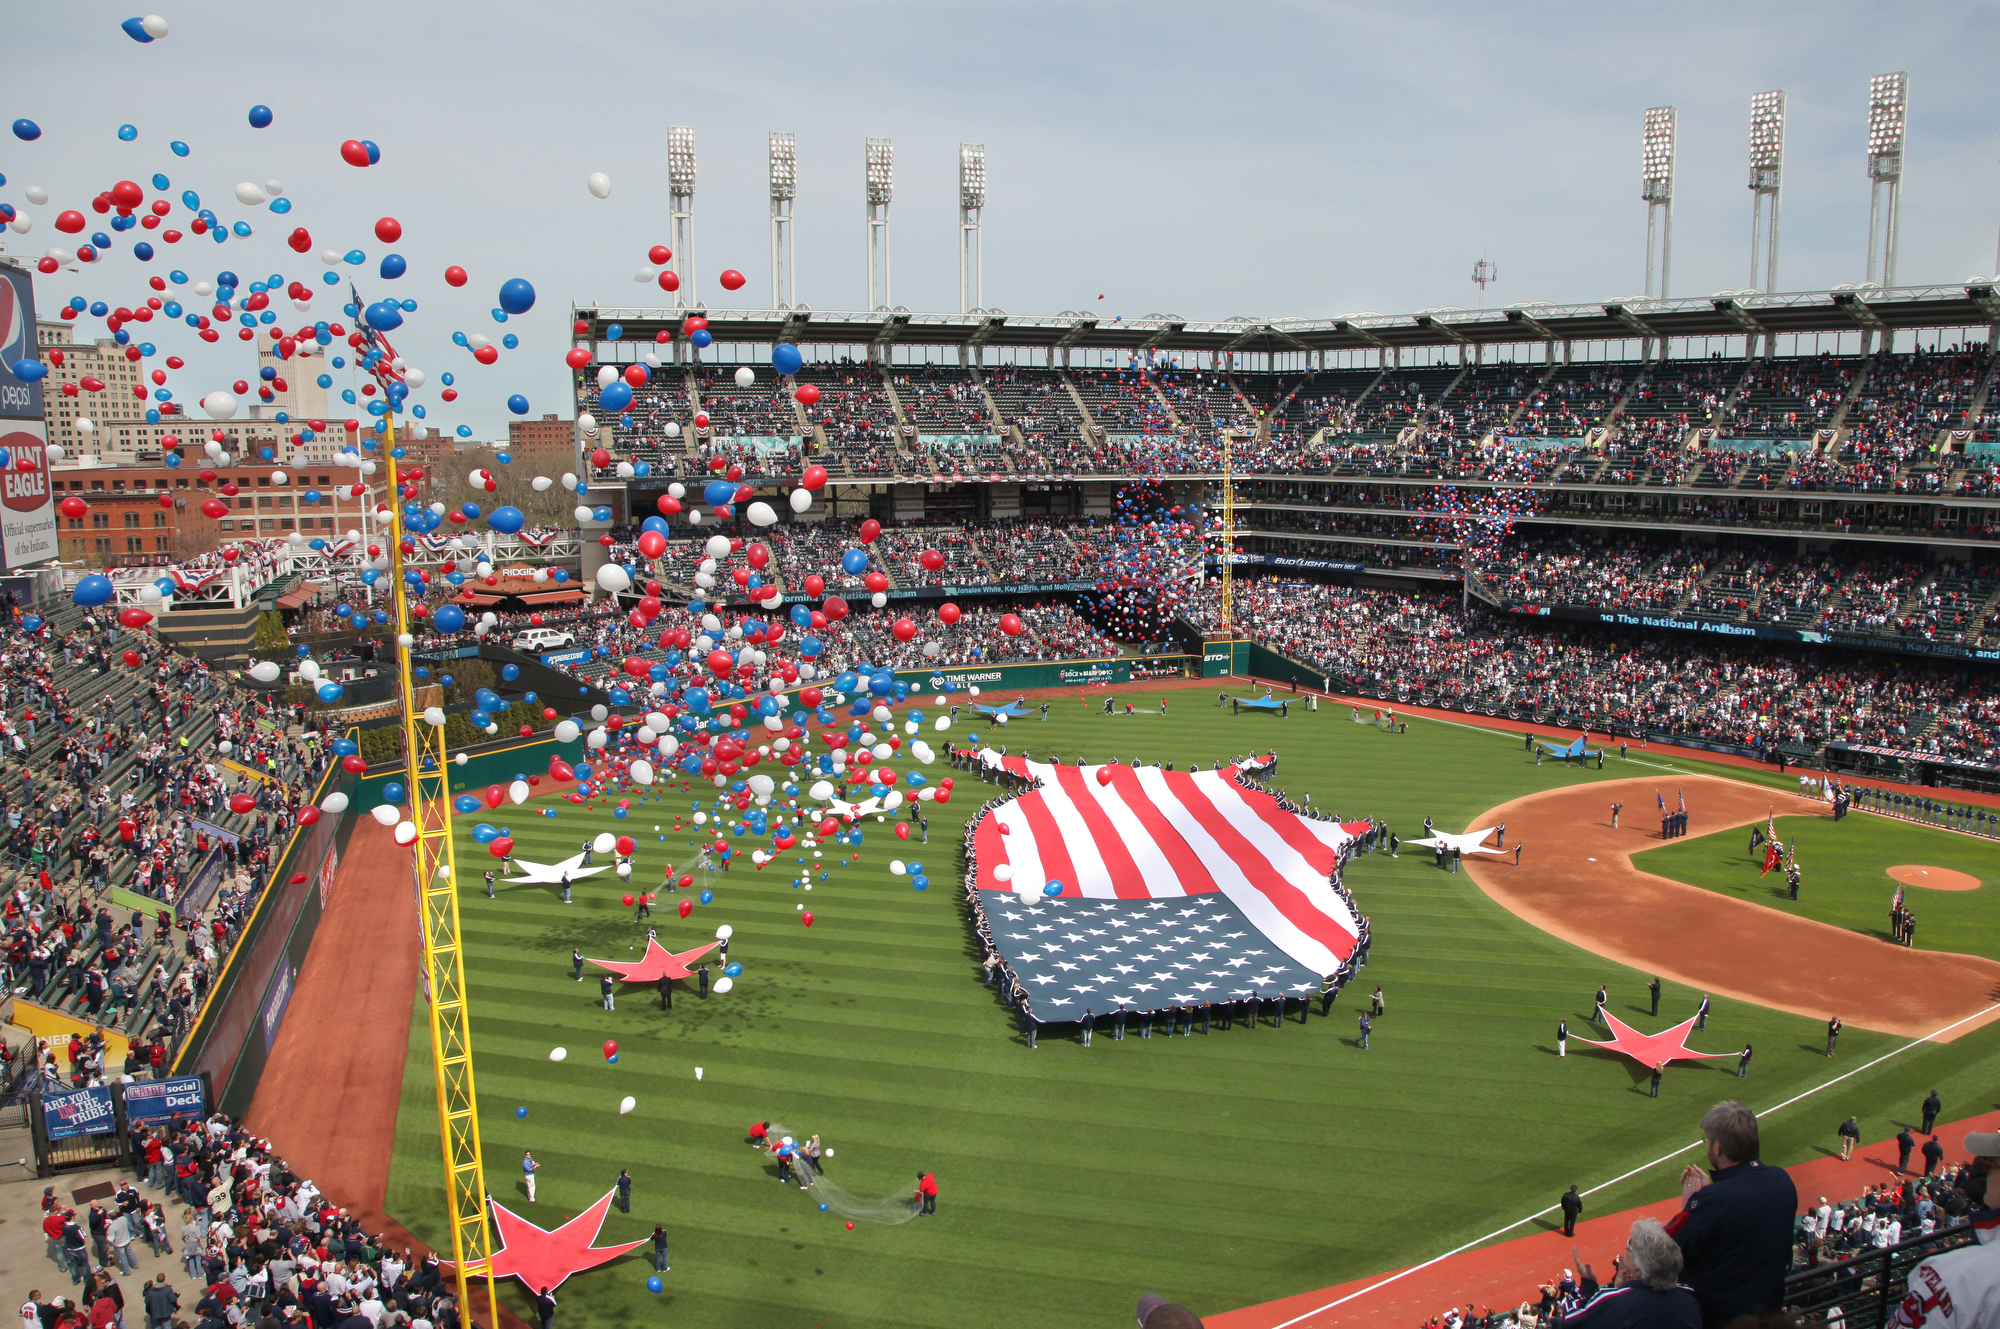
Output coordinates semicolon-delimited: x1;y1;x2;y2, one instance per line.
507;413;576;470
51;462;384;567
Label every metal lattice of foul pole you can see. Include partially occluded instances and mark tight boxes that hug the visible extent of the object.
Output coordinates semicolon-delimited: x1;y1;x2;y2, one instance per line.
1219;430;1236;632
381;423;499;1322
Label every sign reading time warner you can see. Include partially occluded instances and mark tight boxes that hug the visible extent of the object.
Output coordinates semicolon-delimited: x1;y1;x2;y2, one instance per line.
0;264;57;572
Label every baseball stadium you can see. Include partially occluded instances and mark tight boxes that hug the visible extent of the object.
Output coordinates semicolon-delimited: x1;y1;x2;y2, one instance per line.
4;8;1999;1329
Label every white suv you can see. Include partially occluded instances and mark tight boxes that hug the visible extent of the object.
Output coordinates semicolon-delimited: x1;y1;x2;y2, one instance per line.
511;627;577;652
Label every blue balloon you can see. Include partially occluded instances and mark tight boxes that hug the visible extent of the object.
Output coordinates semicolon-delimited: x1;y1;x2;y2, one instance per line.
841;548;869;575
379;253;406;280
690;329;712;348
497;278;536;315
912;876;929;891
1043;881;1064;897
120;17;155;42
723;962;743;977
600;381;633;413
472;823;499;843
501;664;521;681
117;124;138;141
19;615;40;632
699;889;714;905
11;359;47;383
433;605;467;633
315;682;345;704
772;343;803;376
72;574;115;607
646;1277;663;1294
170;140;189;157
517;1106;529;1119
12;120;41;141
507;395;530;416
382;782;407;804
704;479;736;507
247;105;274;129
453;795;482;814
364;300;403;331
488;505;525;533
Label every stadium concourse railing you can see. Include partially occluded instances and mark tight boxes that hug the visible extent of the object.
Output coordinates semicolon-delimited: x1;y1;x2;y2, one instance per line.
168;727;586;1117
1784;1222;1974;1329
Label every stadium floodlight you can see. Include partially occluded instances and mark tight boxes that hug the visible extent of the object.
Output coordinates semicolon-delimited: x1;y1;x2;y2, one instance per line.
770;131;797;310
1865;72;1907;291
1748;91;1785;298
865;137;893;311
668;125;697;310
1640;107;1676;300
959;143;986;314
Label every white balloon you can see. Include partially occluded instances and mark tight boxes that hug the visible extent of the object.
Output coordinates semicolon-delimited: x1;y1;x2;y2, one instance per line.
890;860;906;875
630;759;655;785
4;213;27;234
713;976;734;994
658;735;679;758
369;804;400;826
270;470;287;486
695;1067;703;1081
455;753;468;766
871;592;888;608
508;780;530;805
265;180;284;198
935;717;952;731
669;482;687;498
747;773;774;797
320;791;349;814
574;505;595;524
248;660;281;683
393;820;419;845
665;421;682;438
586;728;608;750
634;266;656;283
549;1047;568;1062
596;365;618;389
808;780;833;802
24;185;47;205
716;925;734;939
884;791;904;810
216;741;232;756
402;367;424;390
593;832;617;853
747;502;778;527
74;417;95;436
596;564;632;593
532;475;553;492
994;864;1014;882
588;172;614;200
789;488;813;513
912;740;935;764
562;472;578;490
576;412;596;435
234;182;268;206
297;659;321;682
734;366;755;388
704;534;731;559
201;391;239;420
617;861;632;878
140;13;168;36
692;812;708;826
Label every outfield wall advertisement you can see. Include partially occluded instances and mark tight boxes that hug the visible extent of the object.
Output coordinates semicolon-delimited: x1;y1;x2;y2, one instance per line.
0;266;57;572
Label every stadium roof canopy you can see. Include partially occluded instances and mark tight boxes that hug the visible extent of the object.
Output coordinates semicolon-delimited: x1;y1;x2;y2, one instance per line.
577;284;2000;356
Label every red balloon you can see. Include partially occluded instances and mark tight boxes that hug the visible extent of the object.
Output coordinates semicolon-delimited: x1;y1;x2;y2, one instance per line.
489;837;514;859
822;596;848;621
118;607;153;628
637;530;667;559
616;836;636;855
864;571;889;593
297;806;322;826
58;496;87;519
657;270;680;292
121;649;141;667
938;602;962;625
802;464;829;490
1096;767;1114;786
998;613;1024;637
55;210;87;235
919;549;944;571
565;347;592;369
891;618;916;642
444;265;468;287
794;384;820;407
474;345;499;365
648;244;672;265
895;823;910;840
678;898;694;919
803;574;825;599
485;785;506;809
603;1040;618;1059
858;519;882;545
718;269;746;291
374;217;402;243
802;911;814;928
199;498;228;519
341;754;368;774
340;140;374;167
622;894;635;907
678;874;694;889
287;227;313;254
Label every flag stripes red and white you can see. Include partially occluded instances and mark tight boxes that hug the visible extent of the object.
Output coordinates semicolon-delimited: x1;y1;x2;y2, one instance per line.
973;760;1363;975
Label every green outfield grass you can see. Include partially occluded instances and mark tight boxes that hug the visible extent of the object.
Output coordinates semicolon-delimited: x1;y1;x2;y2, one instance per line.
1640;813;1995;959
382;692;2000;1329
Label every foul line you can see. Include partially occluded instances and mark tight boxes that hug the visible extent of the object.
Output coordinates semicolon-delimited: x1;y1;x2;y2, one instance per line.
1266;1001;2000;1329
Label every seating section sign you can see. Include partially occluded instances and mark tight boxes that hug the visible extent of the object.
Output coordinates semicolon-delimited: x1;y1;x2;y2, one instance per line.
123;1074;208;1126
42;1084;117;1140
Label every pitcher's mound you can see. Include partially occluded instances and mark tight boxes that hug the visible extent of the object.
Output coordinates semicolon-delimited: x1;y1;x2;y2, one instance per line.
1888;865;1981;892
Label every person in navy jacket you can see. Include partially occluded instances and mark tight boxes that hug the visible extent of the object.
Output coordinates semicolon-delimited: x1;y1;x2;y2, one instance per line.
1564;1218;1701;1329
1665;1100;1797;1328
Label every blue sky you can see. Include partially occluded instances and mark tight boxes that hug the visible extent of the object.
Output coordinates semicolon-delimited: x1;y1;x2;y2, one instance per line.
4;1;1995;437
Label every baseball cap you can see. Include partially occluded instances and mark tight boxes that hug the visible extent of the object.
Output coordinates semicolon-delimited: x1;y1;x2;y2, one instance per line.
1964;1132;2000;1158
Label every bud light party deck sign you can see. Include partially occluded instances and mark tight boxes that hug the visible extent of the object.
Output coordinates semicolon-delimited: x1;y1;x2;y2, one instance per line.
42;1084;117;1140
123;1074;207;1127
0;266;56;571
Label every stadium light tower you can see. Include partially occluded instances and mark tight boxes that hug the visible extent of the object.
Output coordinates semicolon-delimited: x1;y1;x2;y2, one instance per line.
668;126;697;309
1471;258;1497;309
1748;91;1785;294
1641;107;1676;299
959;142;986;314
770;131;797;310
1865;72;1907;288
865;137;893;312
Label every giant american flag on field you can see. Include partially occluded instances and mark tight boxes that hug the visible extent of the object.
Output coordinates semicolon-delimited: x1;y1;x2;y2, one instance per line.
971;758;1366;1001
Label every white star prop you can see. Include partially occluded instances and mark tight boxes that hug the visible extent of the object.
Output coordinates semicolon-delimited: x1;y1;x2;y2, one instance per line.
1400;827;1507;855
503;852;613;885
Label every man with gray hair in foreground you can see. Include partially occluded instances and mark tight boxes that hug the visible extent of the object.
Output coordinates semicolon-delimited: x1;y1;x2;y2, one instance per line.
1664;1099;1798;1328
1563;1219;1701;1329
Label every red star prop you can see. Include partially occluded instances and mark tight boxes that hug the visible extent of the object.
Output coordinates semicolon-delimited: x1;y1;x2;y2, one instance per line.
586;937;716;983
1575;1010;1733;1069
469;1188;646;1294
